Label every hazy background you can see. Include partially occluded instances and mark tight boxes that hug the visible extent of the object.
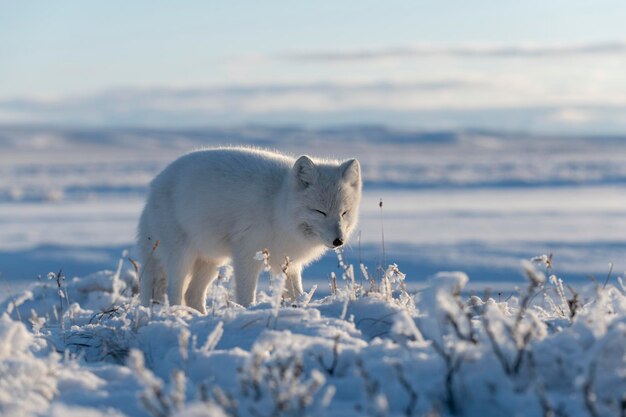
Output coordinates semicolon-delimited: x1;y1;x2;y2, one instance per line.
2;1;626;295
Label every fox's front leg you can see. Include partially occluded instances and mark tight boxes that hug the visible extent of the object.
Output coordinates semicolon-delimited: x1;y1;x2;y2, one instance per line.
232;252;264;306
283;265;304;301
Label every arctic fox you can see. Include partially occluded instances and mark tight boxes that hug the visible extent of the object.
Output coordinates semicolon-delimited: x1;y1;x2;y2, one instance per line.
138;147;362;312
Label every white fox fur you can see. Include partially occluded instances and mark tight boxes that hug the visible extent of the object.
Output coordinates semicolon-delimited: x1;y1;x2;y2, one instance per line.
138;147;362;312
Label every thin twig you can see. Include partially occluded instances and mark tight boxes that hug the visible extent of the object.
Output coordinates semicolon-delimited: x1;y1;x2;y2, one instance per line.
355;231;363;293
603;262;614;288
317;335;341;376
379;198;386;268
583;360;600;417
395;363;419;417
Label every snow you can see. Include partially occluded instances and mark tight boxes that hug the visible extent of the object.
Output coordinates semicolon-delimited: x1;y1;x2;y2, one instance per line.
1;254;625;416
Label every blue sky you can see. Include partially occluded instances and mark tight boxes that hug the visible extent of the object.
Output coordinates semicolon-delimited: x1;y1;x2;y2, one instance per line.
2;1;626;132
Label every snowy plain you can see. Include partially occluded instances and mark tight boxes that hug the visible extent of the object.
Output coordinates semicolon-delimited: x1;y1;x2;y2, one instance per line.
2;126;626;289
1;125;626;416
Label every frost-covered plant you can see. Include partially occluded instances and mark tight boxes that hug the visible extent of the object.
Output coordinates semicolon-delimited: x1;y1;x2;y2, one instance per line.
530;253;553;271
617;275;626;294
128;348;189;417
330;250;414;312
390;309;424;347
381;263;410;305
355;359;388;417
334;248;358;299
482;261;547;378
47;269;69;321
417;272;476;347
272;257;289;304
254;249;287;328
254;249;283;305
214;342;331;417
29;310;46;335
295;285;318;308
543;274;574;319
530;253;582;321
208;266;233;315
415;271;476;413
360;263;378;293
197;322;223;355
106;250;132;306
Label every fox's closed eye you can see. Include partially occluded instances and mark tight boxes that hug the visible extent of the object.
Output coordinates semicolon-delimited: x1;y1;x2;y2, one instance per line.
342;211;348;217
313;209;327;216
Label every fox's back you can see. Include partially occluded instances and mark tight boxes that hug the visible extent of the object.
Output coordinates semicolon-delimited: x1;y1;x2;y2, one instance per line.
145;148;294;246
160;147;292;191
149;147;291;206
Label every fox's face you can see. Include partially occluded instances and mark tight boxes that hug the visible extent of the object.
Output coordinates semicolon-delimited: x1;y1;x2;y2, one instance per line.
289;155;362;248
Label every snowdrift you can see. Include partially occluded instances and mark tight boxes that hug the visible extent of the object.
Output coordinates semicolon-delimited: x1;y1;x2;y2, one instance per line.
1;255;625;417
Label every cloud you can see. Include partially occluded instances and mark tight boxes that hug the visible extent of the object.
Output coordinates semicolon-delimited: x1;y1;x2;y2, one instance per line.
97;79;478;98
2;78;626;134
546;108;597;124
0;79;482;115
282;41;626;62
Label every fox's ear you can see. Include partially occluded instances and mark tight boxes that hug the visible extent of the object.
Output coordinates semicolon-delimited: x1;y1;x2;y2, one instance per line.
293;155;317;189
340;159;361;188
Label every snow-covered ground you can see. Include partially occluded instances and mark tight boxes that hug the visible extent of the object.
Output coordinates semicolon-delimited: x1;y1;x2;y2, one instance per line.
2;125;626;416
1;255;625;416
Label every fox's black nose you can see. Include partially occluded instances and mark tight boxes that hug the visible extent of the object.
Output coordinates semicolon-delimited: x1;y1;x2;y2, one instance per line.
333;238;344;247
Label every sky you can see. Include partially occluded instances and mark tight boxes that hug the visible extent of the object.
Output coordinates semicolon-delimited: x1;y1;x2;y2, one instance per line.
1;1;626;133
